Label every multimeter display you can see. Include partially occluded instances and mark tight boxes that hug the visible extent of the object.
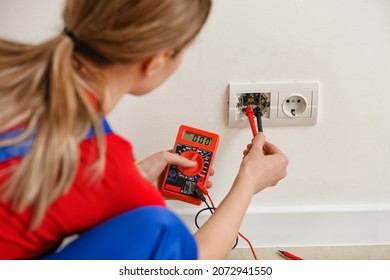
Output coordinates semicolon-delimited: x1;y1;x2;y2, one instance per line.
161;125;219;205
183;131;212;146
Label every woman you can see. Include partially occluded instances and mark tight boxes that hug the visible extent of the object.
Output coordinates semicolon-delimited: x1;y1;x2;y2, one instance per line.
0;0;288;260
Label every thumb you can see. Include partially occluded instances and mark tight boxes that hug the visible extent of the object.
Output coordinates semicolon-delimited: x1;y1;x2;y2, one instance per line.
263;141;283;155
164;152;197;168
250;133;266;153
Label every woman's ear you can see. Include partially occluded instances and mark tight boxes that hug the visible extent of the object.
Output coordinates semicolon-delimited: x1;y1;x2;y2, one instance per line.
141;50;175;77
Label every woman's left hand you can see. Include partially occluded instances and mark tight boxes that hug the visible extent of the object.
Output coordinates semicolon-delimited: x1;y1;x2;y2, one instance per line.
137;151;215;189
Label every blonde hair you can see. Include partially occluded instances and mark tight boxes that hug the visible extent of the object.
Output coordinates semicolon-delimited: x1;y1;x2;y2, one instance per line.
0;0;211;228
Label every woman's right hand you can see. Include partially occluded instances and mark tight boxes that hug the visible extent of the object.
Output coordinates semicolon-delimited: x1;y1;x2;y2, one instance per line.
195;133;288;259
238;133;288;195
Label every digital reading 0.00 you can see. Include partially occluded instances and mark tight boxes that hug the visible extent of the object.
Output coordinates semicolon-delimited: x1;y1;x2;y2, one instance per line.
183;131;212;146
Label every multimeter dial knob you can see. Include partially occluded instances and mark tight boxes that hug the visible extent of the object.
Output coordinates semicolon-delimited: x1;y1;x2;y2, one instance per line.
178;151;204;176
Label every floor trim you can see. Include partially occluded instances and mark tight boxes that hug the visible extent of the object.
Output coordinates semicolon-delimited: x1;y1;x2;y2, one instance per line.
175;204;390;247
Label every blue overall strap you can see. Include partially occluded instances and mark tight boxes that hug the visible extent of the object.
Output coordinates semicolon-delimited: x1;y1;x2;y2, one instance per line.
0;127;34;162
83;118;113;139
0;119;112;162
43;206;198;260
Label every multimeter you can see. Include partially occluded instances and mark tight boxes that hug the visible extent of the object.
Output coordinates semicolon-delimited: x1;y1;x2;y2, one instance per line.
161;125;219;205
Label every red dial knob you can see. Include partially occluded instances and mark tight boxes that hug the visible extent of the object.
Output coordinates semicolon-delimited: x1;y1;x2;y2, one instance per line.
178;151;204;176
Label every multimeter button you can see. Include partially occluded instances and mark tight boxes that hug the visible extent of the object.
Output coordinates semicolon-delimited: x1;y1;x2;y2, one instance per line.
169;170;177;177
178;151;204;176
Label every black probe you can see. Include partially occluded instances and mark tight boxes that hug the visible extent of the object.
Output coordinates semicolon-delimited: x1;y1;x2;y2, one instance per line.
254;106;263;133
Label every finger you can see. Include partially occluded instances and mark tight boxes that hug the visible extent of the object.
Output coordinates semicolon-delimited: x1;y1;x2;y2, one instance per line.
249;133;266;153
242;143;253;157
209;168;215;176
163;152;197;167
206;180;213;189
263;141;283;155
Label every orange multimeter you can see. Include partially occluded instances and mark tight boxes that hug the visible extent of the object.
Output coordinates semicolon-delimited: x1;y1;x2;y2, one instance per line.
161;125;219;205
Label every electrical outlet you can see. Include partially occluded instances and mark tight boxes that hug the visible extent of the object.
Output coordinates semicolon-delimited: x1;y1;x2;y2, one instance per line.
278;91;312;119
238;92;271;118
228;82;319;127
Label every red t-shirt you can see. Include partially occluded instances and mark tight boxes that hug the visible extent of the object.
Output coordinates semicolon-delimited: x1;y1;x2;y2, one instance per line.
0;121;165;259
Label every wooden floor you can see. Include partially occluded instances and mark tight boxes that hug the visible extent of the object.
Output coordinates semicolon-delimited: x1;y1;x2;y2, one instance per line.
228;245;390;260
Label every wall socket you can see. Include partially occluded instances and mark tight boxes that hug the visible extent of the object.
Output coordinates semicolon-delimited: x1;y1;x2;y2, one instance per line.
228;82;319;127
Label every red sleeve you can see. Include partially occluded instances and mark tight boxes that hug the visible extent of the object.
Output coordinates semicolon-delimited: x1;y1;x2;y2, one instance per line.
48;133;166;235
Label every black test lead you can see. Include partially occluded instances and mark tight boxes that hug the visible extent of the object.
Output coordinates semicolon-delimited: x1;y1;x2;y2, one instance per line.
254;106;263;133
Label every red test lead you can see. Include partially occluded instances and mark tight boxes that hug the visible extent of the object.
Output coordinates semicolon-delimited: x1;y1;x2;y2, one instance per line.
245;106;257;137
278;250;304;260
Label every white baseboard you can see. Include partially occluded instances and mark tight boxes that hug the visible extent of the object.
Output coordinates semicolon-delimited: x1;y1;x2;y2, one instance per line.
174;204;390;248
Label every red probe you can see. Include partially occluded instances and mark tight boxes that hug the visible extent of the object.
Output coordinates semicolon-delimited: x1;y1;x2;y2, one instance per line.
245;106;257;137
278;250;304;260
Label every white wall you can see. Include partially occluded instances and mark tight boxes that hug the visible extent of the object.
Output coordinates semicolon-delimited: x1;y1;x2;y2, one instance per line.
1;0;390;248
